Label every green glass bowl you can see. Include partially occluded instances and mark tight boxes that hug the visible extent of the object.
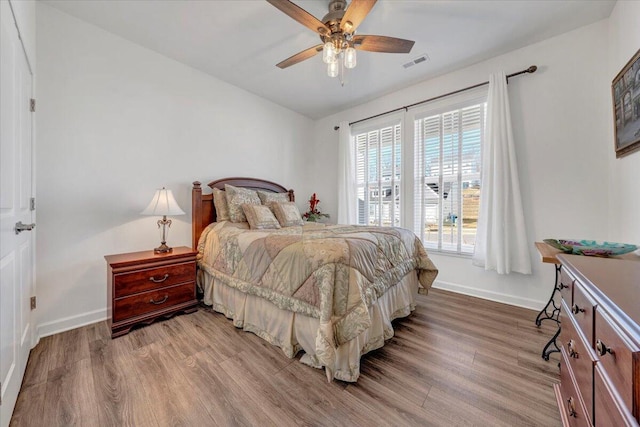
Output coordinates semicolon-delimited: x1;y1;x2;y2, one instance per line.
543;239;637;257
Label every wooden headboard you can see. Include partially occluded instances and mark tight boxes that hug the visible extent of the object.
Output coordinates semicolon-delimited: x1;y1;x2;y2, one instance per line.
192;177;295;249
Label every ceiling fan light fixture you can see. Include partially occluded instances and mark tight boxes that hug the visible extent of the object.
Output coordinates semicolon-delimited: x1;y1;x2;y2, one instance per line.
344;46;356;69
323;42;337;64
327;60;339;78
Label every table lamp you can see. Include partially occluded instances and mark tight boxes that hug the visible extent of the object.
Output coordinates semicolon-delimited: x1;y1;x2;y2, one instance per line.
141;187;185;253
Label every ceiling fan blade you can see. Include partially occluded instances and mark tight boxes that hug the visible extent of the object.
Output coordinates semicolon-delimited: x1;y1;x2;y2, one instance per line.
341;0;377;33
266;0;329;35
353;35;415;53
276;44;324;69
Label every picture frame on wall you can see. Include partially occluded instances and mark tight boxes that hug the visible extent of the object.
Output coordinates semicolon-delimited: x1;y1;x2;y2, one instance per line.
612;48;640;158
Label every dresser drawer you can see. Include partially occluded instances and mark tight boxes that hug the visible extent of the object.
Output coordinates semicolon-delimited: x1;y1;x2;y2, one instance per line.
572;282;596;346
594;364;637;427
559;347;592;426
114;282;195;322
114;261;196;298
561;300;596;419
560;267;576;304
594;308;638;414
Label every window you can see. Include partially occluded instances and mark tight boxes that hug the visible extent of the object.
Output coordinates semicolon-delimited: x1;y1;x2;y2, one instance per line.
413;102;485;254
354;122;401;227
347;90;486;256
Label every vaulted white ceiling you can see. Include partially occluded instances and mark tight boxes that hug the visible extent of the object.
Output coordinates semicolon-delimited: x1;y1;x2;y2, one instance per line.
42;0;615;119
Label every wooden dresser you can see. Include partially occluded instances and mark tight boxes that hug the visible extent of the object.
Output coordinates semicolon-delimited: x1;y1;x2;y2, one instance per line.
555;254;640;426
105;246;198;337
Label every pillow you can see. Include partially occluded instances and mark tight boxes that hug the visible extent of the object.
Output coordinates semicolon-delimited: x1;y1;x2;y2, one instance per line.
257;190;290;205
225;184;261;223
212;188;230;221
271;202;304;227
242;204;281;230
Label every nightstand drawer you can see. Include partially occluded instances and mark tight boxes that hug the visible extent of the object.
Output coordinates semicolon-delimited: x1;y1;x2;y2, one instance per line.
114;261;195;298
114;282;195;322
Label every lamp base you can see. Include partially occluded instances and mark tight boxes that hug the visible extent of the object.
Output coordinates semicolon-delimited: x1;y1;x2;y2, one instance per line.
154;242;173;254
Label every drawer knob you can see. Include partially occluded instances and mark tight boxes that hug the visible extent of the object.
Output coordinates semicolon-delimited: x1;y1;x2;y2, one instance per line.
567;340;579;358
571;304;585;314
149;273;169;283
150;294;169;305
559;282;569;290
596;339;614;357
566;397;577;418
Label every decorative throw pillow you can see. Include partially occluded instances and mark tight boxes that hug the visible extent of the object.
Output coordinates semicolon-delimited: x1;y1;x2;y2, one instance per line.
257;190;290;205
212;188;230;221
271;202;304;227
242;204;281;230
225;184;261;223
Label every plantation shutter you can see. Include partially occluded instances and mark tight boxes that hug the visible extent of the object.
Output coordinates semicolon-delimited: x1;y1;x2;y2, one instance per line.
353;119;402;227
413;101;485;254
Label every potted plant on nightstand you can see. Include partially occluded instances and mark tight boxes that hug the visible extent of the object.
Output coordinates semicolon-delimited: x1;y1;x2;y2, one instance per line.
303;193;330;222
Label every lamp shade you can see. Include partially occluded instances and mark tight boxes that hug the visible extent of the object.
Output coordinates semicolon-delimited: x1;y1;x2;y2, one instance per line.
141;188;185;216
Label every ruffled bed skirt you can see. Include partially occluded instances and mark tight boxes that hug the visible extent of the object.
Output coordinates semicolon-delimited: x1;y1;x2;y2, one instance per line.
198;269;419;382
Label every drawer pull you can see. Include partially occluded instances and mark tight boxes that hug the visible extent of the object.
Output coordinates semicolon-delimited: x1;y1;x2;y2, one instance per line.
566;397;577;418
567;340;579;358
150;294;169;305
571;304;585;314
596;339;614;357
149;274;169;283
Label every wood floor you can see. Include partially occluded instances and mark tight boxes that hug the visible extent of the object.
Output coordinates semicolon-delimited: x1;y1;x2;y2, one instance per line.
10;289;561;426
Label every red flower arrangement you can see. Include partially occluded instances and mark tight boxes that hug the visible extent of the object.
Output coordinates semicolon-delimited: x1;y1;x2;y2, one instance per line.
303;193;330;222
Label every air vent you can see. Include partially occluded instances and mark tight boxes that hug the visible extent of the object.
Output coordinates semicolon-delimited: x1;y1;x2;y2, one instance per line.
403;53;430;69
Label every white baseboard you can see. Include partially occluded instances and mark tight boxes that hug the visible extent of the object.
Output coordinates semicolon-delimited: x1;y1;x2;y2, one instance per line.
37;308;106;339
432;279;546;311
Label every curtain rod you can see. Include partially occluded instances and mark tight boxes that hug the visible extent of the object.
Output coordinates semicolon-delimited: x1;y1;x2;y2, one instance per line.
333;65;537;131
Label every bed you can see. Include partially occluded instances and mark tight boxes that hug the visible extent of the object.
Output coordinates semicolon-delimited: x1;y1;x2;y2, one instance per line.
192;178;438;381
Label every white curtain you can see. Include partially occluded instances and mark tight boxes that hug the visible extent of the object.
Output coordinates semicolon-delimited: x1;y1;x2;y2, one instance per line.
337;121;357;224
472;72;532;275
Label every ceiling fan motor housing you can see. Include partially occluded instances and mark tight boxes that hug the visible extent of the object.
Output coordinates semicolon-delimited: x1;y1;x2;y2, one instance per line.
321;0;350;46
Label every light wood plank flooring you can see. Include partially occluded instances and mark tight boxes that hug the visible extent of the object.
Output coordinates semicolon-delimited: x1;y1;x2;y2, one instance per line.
10;289;561;426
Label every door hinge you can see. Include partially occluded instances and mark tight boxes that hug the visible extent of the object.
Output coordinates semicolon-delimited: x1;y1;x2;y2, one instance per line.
30;197;35;211
30;98;35;112
30;296;36;310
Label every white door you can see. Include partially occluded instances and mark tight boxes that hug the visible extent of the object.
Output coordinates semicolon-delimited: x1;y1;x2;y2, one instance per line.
0;1;35;425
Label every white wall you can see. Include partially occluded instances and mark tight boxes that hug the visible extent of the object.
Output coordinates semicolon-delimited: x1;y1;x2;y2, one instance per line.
607;1;640;243
313;20;612;309
7;0;35;69
35;3;314;337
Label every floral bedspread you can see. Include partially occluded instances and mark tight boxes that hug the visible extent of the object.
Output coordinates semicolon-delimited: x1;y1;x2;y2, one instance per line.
197;221;438;377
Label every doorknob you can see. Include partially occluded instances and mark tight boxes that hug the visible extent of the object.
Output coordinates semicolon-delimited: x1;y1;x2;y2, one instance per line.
15;221;36;234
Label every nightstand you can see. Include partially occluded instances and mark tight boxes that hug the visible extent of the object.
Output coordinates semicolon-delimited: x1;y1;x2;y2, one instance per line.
105;246;198;338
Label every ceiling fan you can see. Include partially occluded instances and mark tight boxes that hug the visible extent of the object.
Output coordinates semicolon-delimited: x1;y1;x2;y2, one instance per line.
266;0;415;76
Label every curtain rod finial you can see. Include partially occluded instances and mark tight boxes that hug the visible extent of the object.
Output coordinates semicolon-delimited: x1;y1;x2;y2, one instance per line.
527;65;537;73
